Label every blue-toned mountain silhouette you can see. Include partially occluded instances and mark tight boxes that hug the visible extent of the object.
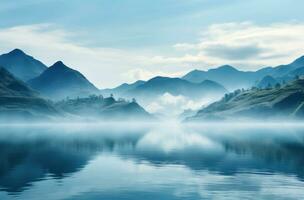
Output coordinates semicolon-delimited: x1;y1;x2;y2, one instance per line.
101;80;146;97
269;55;304;77
127;76;227;98
183;65;259;90
0;49;47;81
28;61;99;100
2;48;304;121
0;65;152;121
183;56;304;91
102;76;227;105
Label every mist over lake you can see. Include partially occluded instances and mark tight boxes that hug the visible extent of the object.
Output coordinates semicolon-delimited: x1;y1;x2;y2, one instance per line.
0;123;304;200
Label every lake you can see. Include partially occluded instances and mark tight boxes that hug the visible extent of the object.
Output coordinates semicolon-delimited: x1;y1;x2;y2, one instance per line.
0;122;304;200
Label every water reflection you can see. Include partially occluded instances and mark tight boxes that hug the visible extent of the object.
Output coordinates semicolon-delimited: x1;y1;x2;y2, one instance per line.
0;123;304;199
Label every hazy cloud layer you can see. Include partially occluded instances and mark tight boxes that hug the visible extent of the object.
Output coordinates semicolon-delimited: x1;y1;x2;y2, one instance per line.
145;93;219;117
0;24;187;88
171;22;304;69
0;22;304;87
204;44;266;60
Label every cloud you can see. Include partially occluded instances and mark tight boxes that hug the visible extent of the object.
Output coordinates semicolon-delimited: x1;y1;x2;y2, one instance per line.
173;43;197;51
1;22;304;88
204;44;266;60
145;93;217;117
0;24;181;88
0;23;205;88
170;22;304;69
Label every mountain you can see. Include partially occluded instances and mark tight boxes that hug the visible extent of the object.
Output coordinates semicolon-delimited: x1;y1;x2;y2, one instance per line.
277;66;304;83
182;65;259;90
256;75;278;89
0;67;37;97
101;80;146;97
0;49;47;81
28;61;99;100
187;78;304;121
269;55;304;77
0;67;58;120
124;76;227;102
182;55;304;91
55;96;153;120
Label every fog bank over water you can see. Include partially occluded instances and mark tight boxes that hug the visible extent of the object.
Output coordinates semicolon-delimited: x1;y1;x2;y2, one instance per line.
1;118;304;128
144;93;221;118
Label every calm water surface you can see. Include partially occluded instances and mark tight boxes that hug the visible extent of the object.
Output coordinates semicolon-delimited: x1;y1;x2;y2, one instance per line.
0;123;304;200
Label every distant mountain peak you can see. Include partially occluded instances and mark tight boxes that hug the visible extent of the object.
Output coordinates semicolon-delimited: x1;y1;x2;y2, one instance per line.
150;76;166;80
9;48;26;56
0;49;47;81
148;76;169;82
54;60;64;65
28;61;99;100
51;61;67;68
147;76;184;85
118;80;144;87
100;80;146;97
49;61;74;73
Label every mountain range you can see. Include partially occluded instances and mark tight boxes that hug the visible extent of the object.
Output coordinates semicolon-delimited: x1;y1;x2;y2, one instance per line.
128;77;227;100
101;80;146;97
0;66;151;121
102;55;304;106
182;56;304;91
101;76;227;106
2;48;304;103
0;49;153;121
2;48;304;121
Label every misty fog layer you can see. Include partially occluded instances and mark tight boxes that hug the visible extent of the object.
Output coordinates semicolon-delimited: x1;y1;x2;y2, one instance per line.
142;93;222;118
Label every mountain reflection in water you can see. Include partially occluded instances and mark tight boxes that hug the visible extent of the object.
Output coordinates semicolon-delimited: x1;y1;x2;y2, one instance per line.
0;123;304;200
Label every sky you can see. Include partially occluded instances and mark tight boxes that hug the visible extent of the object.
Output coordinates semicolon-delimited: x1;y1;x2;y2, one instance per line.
1;0;304;88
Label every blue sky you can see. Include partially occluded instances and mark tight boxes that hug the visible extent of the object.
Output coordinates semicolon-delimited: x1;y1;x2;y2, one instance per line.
1;0;304;87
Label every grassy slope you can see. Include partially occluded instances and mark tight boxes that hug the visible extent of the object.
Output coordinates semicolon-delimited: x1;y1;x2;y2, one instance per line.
0;67;58;120
191;79;304;120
